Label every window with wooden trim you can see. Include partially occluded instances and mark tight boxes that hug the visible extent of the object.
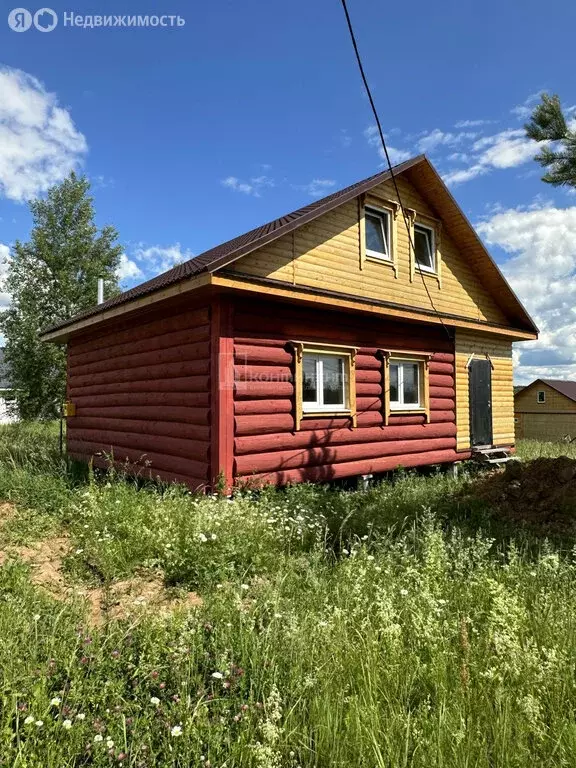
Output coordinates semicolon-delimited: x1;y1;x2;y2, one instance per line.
381;351;431;424
292;342;357;429
537;390;546;403
414;223;436;273
389;359;422;410
365;206;391;260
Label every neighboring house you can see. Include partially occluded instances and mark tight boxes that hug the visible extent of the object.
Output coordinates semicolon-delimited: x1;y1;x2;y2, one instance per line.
515;379;576;441
0;349;16;423
41;155;538;489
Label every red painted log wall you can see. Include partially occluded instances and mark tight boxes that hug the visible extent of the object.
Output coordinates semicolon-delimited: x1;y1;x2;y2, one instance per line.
231;298;460;485
66;304;211;489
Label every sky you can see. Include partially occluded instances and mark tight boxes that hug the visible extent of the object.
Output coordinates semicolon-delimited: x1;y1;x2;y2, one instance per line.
0;0;575;384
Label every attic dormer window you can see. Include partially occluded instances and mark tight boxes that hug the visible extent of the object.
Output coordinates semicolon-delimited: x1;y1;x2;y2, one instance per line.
365;206;391;260
537;390;546;403
414;223;435;272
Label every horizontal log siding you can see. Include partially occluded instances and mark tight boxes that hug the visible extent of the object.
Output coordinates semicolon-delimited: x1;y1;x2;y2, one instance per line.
232;299;461;485
67;305;211;489
455;329;514;450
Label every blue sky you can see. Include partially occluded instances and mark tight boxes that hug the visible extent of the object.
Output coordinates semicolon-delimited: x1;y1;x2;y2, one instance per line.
1;0;576;382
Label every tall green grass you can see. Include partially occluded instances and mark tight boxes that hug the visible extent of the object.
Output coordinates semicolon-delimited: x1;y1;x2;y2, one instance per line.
1;425;576;766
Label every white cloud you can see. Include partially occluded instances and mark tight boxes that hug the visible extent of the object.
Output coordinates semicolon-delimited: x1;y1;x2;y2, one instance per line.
298;178;337;197
221;174;275;197
511;92;542;120
416;129;477;153
131;243;194;275
364;125;411;166
477;204;576;382
454;119;495;128
0;244;11;309
0;67;87;202
443;129;540;186
116;253;143;283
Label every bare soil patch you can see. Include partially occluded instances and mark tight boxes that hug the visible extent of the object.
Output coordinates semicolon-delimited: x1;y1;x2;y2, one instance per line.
0;523;201;625
464;457;576;531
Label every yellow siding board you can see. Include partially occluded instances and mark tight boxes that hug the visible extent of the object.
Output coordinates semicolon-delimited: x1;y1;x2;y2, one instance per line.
455;330;514;450
234;175;509;326
515;382;576;413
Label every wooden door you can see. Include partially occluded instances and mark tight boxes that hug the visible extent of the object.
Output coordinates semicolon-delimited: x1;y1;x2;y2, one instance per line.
469;359;492;447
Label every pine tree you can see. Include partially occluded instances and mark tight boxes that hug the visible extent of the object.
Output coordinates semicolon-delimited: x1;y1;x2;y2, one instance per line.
525;93;576;188
0;173;122;419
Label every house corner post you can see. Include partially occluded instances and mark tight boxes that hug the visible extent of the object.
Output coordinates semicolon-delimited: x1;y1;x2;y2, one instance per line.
210;297;234;492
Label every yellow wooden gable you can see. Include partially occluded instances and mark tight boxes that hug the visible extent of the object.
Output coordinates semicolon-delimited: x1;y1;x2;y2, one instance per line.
227;160;533;339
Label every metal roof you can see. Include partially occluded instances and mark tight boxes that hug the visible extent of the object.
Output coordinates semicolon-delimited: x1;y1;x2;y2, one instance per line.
42;157;425;336
41;154;538;339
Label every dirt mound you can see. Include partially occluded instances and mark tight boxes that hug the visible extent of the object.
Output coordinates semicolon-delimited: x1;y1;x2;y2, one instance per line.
467;456;576;529
0;524;202;625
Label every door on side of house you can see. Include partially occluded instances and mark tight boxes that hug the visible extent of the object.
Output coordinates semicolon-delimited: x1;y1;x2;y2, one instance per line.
469;359;493;447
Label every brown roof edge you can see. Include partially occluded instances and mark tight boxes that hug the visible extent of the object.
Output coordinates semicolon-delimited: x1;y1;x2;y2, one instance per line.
519;378;576;403
408;160;539;337
41;156;426;339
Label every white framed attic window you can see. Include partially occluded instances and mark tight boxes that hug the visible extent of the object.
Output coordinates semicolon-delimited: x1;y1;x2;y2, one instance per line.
365;206;391;261
537;390;546;404
414;223;436;273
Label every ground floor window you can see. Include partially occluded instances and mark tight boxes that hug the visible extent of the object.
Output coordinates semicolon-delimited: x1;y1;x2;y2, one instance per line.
291;342;357;429
382;350;431;423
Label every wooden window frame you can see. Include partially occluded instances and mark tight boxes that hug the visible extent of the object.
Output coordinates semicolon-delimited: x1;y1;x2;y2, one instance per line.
364;205;392;262
408;210;442;287
379;349;431;425
291;341;357;430
360;197;399;277
414;222;436;274
537;390;546;404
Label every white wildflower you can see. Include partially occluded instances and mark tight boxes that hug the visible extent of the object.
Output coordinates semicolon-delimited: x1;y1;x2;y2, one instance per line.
241;584;249;590
62;719;72;729
150;696;160;706
35;720;44;728
76;713;86;720
106;738;114;749
33;614;40;622
171;725;183;737
24;715;34;725
50;697;61;707
400;588;409;596
94;734;103;743
211;671;223;680
198;533;208;543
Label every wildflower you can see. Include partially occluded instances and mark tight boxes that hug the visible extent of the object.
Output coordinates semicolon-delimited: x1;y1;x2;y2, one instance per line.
106;738;114;749
76;713;86;720
150;696;160;706
62;719;73;729
35;720;44;727
33;614;40;622
211;533;217;540
400;588;409;596
171;725;183;737
198;533;208;543
24;715;34;725
50;697;62;707
211;671;223;680
216;584;223;589
241;584;249;590
94;734;103;743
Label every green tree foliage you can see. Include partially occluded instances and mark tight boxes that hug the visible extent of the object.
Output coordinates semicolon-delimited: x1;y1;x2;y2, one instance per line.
0;173;122;420
525;93;576;188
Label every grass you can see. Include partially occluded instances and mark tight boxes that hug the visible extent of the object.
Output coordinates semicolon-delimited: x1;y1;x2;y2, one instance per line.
1;425;576;766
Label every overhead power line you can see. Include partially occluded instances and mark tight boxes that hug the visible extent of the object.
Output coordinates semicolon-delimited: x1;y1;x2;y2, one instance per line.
339;0;452;341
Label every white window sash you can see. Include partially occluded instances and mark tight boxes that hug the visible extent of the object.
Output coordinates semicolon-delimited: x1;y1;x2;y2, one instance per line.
366;207;391;261
414;224;436;273
389;361;422;410
302;354;348;412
